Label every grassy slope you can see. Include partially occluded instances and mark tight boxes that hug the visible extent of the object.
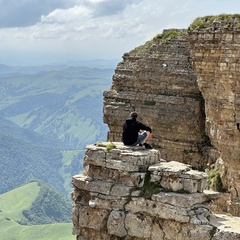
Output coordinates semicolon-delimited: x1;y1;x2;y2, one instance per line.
0;68;111;150
0;182;74;240
0;182;40;221
0;219;74;240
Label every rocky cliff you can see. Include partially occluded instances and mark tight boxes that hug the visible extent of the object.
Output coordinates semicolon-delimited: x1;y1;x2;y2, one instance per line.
103;14;240;216
72;143;240;239
103;29;210;170
188;15;240;216
71;14;240;240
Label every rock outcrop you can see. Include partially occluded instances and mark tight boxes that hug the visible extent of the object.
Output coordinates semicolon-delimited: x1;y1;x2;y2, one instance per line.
71;13;240;240
103;15;240;215
103;29;211;170
188;16;240;216
72;143;240;239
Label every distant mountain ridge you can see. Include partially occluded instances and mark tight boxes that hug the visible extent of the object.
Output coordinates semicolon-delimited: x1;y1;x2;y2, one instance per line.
0;63;114;195
0;116;65;148
0;59;119;75
0;65;113;149
0;132;64;194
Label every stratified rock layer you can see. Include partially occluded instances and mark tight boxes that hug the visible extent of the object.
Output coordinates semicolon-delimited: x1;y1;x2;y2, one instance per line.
103;30;210;169
72;142;240;240
188;16;240;214
103;17;240;215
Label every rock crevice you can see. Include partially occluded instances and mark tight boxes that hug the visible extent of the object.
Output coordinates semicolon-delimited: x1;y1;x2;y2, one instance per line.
72;14;240;240
103;18;240;215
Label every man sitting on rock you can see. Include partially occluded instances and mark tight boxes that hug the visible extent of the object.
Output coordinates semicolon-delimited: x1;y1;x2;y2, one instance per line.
122;112;153;149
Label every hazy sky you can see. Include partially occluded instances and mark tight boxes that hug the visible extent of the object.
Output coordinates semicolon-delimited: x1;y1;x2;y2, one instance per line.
0;0;239;65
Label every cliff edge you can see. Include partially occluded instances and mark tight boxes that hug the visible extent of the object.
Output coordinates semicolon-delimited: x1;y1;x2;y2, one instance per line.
72;142;240;239
103;14;240;216
71;13;240;240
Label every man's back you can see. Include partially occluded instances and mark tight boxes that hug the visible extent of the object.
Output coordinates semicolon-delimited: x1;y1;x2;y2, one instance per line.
122;119;140;145
122;118;151;145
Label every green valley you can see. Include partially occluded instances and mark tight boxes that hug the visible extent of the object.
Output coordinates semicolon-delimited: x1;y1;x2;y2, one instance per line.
0;181;74;240
0;64;114;196
0;62;115;239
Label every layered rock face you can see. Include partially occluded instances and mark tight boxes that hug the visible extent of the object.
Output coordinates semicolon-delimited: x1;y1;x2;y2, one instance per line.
72;143;240;239
188;17;240;214
103;16;240;215
103;30;211;170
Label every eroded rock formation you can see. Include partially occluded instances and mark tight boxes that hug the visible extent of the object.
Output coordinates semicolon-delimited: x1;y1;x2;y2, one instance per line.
71;14;240;240
72;143;240;239
188;16;240;215
103;15;240;215
103;29;211;170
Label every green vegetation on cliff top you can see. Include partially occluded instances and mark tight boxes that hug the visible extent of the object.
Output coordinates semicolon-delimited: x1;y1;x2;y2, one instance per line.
122;29;187;57
123;13;240;59
152;29;187;41
189;13;240;30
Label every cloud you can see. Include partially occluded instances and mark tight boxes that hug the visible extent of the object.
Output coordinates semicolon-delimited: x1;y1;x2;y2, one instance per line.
0;0;239;65
0;0;73;28
41;5;91;23
87;0;143;17
37;0;145;41
40;0;143;23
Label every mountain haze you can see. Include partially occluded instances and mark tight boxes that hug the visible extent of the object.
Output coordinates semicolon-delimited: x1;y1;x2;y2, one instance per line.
0;63;114;195
0;66;113;149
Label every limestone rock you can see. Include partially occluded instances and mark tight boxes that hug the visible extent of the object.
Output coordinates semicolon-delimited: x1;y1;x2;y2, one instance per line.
103;29;209;169
72;142;240;239
79;207;109;230
107;210;127;237
189;16;240;214
125;212;153;238
210;214;240;240
149;161;207;193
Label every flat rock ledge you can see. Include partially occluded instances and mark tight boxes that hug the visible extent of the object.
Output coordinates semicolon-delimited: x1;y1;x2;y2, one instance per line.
72;142;240;240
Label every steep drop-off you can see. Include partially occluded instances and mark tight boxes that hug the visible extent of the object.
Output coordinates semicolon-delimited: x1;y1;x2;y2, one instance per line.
189;15;240;215
103;15;240;216
72;15;240;240
72;143;240;239
104;29;213;170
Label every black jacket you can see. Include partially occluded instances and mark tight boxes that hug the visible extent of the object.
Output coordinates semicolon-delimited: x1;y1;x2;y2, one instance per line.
122;118;152;145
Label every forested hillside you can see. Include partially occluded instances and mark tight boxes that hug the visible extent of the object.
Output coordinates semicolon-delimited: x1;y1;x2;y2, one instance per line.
21;181;71;225
0;63;114;195
0;65;113;149
0;181;74;240
0;133;64;194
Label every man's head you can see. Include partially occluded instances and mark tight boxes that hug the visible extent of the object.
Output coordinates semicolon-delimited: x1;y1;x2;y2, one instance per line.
130;112;138;119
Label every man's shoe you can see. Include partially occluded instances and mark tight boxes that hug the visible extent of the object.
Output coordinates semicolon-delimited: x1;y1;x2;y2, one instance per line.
144;143;153;149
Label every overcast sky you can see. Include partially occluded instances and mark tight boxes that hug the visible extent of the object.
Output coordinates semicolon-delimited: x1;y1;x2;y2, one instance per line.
0;0;239;65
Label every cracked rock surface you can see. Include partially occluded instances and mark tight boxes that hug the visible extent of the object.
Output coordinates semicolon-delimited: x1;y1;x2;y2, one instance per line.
72;142;240;239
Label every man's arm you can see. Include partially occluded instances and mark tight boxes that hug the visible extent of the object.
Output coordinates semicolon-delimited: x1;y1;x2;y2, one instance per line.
138;121;152;133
